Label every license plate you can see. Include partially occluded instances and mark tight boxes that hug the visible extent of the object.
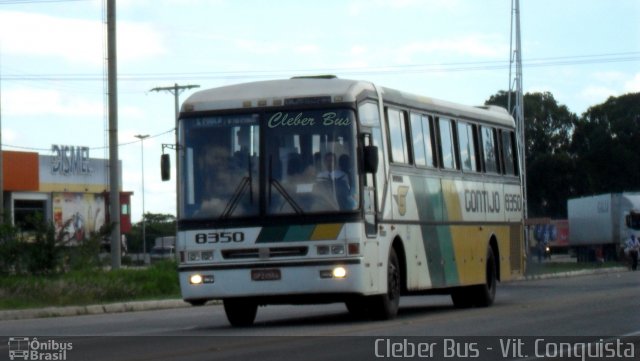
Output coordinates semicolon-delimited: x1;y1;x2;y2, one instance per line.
251;268;281;281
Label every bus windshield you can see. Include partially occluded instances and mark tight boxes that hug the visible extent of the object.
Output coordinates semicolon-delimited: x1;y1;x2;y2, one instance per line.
180;109;359;219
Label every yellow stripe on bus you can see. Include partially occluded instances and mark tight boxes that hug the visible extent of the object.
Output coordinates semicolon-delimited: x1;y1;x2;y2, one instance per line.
310;223;343;240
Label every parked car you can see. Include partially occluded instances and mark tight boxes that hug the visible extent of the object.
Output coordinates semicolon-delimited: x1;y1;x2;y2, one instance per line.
149;245;176;262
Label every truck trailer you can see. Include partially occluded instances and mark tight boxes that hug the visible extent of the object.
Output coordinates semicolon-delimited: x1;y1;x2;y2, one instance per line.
567;193;640;262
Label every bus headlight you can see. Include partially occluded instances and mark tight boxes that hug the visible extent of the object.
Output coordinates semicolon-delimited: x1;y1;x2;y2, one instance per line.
189;251;214;262
320;266;347;279
332;266;347;278
331;245;345;255
189;274;214;284
317;244;346;256
190;274;203;285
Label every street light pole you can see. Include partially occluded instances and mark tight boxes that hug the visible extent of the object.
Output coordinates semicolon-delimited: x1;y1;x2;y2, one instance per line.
134;134;149;263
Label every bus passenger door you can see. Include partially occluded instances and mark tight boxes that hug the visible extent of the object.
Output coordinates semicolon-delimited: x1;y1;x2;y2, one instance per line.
364;186;377;237
363;133;381;292
363;133;378;238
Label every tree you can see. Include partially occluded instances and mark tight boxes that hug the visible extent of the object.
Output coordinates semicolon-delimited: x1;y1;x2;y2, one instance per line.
128;213;176;253
485;91;578;218
571;92;640;194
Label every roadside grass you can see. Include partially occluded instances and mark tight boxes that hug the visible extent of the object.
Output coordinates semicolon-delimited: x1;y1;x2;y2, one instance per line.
0;261;180;310
0;258;629;311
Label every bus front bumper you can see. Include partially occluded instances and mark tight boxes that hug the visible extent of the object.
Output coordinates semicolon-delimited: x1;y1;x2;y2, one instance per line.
178;259;374;302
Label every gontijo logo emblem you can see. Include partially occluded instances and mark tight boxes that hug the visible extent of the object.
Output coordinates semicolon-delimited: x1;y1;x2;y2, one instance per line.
8;337;73;360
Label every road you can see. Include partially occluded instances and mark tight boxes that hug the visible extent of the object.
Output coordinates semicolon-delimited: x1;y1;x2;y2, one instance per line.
1;271;639;361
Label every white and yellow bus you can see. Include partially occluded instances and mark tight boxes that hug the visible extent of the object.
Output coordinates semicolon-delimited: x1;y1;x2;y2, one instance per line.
166;76;525;326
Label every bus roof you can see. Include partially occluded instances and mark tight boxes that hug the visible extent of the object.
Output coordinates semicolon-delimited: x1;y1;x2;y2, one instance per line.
181;77;515;128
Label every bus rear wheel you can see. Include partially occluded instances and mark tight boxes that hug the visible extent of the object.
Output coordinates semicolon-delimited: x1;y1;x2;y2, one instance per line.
451;247;497;308
223;298;258;327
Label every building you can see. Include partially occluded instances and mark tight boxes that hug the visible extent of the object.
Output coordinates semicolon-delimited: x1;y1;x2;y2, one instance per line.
2;146;132;244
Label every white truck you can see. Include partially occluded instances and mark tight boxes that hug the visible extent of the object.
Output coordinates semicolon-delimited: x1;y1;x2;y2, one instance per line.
568;193;640;262
150;236;176;262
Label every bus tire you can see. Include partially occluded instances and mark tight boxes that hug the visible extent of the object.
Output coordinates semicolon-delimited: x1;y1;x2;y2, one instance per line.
187;299;207;306
223;298;258;327
345;298;369;319
369;248;401;320
474;246;497;307
451;288;473;308
451;247;497;308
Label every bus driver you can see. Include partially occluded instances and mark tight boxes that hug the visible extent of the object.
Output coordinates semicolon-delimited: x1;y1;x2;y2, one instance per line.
316;152;354;210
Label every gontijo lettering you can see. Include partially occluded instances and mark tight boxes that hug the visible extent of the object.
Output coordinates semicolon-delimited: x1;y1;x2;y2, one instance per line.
464;189;501;213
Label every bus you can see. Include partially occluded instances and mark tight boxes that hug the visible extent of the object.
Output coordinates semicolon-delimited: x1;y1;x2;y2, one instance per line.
164;76;525;326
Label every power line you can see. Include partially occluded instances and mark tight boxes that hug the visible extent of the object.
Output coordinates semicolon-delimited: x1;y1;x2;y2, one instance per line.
0;127;174;152
2;52;639;82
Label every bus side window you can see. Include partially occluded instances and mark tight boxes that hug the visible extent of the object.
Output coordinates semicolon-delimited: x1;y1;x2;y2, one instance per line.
500;129;518;176
386;108;410;164
438;117;458;170
457;121;479;172
358;102;381;127
481;126;499;174
410;113;436;168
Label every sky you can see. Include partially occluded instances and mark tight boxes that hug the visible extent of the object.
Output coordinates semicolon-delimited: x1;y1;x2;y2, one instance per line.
0;0;639;223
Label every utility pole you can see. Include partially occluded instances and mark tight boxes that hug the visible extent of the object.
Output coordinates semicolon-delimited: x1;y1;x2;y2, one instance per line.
150;83;200;160
150;83;199;220
107;0;121;269
509;0;528;255
150;83;200;121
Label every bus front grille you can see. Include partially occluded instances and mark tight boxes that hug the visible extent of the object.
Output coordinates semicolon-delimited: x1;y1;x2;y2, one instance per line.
222;246;308;260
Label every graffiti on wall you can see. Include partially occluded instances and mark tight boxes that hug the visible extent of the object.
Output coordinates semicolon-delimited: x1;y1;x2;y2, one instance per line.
53;193;105;245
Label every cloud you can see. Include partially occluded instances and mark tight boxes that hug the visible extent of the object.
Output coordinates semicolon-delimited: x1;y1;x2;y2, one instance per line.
234;38;283;55
295;44;321;55
624;73;640;93
393;34;507;63
0;10;165;66
348;0;459;16
2;128;17;143
580;71;640;104
592;71;626;83
3;87;146;119
3;87;103;117
579;85;617;105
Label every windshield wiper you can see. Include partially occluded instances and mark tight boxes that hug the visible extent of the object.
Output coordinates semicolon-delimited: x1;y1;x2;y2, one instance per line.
268;156;304;214
221;177;250;218
221;155;254;218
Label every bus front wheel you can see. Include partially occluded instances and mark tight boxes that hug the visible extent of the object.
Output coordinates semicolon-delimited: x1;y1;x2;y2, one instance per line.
223;298;258;327
369;248;401;320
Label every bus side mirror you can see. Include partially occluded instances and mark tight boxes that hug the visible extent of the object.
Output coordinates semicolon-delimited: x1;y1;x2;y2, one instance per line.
363;145;379;174
161;154;171;181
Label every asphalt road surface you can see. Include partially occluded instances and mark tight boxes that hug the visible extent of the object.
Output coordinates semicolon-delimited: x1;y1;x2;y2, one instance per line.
1;271;639;361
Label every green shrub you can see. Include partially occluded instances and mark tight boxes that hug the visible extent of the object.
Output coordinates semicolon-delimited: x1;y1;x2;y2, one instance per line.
0;223;21;274
0;261;180;309
24;220;60;275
